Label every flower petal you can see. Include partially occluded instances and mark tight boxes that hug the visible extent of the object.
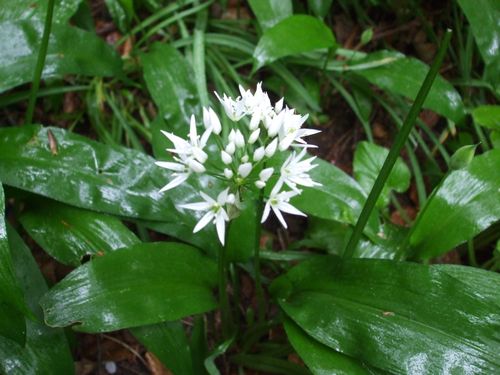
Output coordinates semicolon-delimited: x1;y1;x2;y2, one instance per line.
159;174;189;192
215;213;226;245
193;211;215;233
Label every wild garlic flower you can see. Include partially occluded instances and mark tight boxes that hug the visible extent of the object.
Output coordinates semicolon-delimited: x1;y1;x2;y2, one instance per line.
155;83;321;245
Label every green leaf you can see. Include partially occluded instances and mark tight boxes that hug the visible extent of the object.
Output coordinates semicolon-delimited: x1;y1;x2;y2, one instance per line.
40;242;218;332
350;51;466;123
131;321;194;375
0;226;74;375
19;198;140;266
141;43;200;157
288;156;379;236
410;149;500;259
0;21;122;93
472;105;500;130
0;0;82;23
254;15;336;70
284;319;377;375
248;0;292;30
353;141;411;208
0;184;27;344
307;0;333;18
457;0;500;90
449;144;477;170
104;0;134;32
272;255;500;374
0;125;219;248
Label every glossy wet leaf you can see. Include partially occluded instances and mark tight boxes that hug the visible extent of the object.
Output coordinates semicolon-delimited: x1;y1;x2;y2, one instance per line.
287;156;379;236
0;184;27;344
41;242;218;332
226;197;257;262
307;0;333;18
449;144;476;170
272;255;500;374
353;141;411;208
19;198;140;266
0;226;73;375
254;15;336;70
472;105;500;130
284;319;377;375
410;150;500;259
0;125;219;248
302;217;398;259
350;51;465;123
0;0;81;23
457;0;500;90
248;0;292;30
0;21;122;93
141;43;200;157
131;321;194;375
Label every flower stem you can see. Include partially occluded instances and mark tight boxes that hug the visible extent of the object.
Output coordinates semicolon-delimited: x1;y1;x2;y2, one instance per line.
25;0;55;125
254;191;266;324
219;227;232;339
343;29;453;259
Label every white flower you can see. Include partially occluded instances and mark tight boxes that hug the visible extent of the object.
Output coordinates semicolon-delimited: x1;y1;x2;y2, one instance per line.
203;107;222;134
215;92;245;121
225;142;236;155
279;149;320;191
224;168;233;179
255;181;266;189
259;167;274;182
155;160;191;192
261;181;305;228
178;189;230;245
234;130;245;148
278;111;319;151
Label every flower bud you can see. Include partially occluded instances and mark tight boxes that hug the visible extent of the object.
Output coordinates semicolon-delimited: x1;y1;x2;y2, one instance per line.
275;98;284;114
188;159;206;173
265;138;278;158
228;129;236;143
238;162;252;178
255;180;266;189
248;128;260;144
208;107;222;134
241;155;249;163
249;113;260;130
235;130;245;148
253;146;265;162
259;167;274;182
221;151;232;165
224;168;233;179
226;193;236;205
225;142;236;155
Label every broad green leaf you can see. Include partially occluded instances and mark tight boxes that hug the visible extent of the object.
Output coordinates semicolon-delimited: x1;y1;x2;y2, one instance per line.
0;125;219;249
248;0;292;30
40;242;218;332
254;15;336;70
284;319;377;375
0;0;81;23
0;21;122;93
301;217;399;259
307;0;333;18
350;51;466;123
104;0;134;32
457;0;500;89
472;105;500;130
131;321;194;375
19;198;140;266
0;184;27;344
353;141;411;208
288;157;379;236
0;226;73;375
410;149;500;259
272;255;500;374
141;43;200;157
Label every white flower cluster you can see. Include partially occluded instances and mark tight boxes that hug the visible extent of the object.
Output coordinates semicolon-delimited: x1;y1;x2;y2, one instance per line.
155;83;321;245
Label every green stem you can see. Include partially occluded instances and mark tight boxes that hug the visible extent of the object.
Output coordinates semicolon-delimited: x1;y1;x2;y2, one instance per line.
25;0;55;125
254;191;266;324
343;29;453;259
219;226;232;339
